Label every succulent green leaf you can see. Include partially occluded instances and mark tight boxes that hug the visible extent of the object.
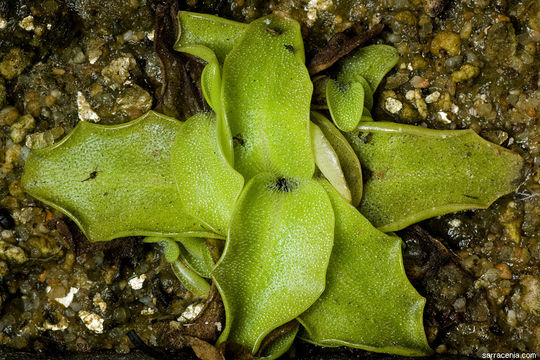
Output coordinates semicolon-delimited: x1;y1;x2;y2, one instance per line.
345;122;524;231
259;323;299;360
143;237;181;263
310;121;351;202
171;257;211;297
175;11;248;64
21;111;217;242
222;15;314;180
311;112;363;206
338;45;399;92
213;173;334;353
176;237;214;278
326;79;365;132
171;112;244;236
298;181;432;356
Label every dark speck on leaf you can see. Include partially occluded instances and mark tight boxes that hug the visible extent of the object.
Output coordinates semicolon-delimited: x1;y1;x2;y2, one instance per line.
360;133;373;144
233;135;245;146
265;27;282;36
463;194;479;200
274;178;296;192
0;207;15;230
284;44;294;52
82;170;98;182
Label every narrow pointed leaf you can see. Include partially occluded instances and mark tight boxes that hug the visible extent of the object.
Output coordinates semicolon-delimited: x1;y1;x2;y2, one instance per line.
338;45;399;91
171;112;244;236
21;111;216;242
326;79;364;132
310;121;351;202
213;173;334;353
311;112;363;206
298;181;432;356
222;15;314;180
175;11;248;64
345;122;524;231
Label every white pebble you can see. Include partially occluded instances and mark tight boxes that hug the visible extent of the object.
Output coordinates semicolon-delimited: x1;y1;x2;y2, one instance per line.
128;274;147;290
78;311;104;334
385;98;403;114
55;287;79;308
19;16;34;31
425;91;441;103
77;91;100;122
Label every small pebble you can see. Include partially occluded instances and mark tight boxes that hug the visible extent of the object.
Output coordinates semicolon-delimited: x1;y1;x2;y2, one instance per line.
425;91;441;103
410;75;430;88
385;98;403;114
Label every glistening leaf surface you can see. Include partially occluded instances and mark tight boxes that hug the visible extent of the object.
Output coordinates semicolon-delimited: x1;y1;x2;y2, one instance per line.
171;112;244;236
298;181;432;356
326;79;364;132
222;15;314;180
175;11;247;63
345;122;524;231
338;45;399;91
21;111;215;242
213;173;334;353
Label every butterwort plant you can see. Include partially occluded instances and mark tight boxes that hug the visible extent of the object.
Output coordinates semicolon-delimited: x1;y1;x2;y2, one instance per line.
22;12;524;359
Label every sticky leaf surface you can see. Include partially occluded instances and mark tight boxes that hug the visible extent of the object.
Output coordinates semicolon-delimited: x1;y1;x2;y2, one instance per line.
298;181;432;356
222;15;314;180
326;79;364;132
175;11;247;63
213;173;334;353
338;45;399;92
171;112;244;236
345;122;524;231
22;111;215;242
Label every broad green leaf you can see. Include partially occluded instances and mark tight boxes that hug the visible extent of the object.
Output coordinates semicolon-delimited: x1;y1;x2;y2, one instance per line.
144;237;181;263
222;15;314;180
213;173;334;353
21;111;217;242
326;79;365;132
338;45;399;92
259;323;299;360
171;112;244;236
298;181;432;356
171;257;211;297
345;122;524;231
311;112;363;206
176;237;214;278
309;121;351;202
175;11;248;64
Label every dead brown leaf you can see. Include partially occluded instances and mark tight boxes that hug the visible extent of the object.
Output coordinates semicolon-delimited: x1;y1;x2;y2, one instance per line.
308;24;384;75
